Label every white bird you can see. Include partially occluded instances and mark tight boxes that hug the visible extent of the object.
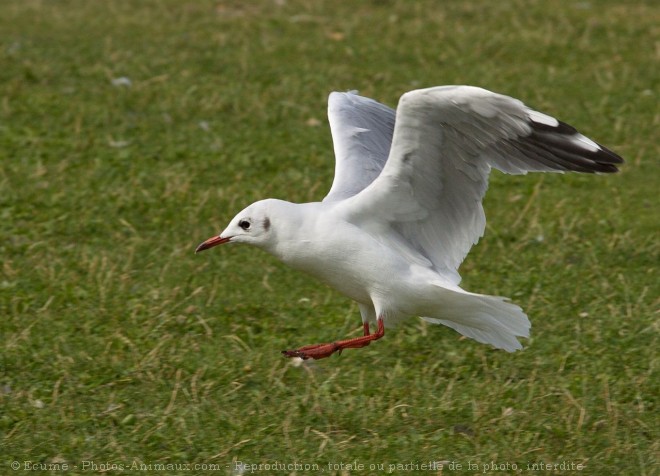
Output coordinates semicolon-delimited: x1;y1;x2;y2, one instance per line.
196;86;623;360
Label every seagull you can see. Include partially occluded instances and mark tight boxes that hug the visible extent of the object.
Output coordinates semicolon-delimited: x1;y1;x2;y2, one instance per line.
196;86;623;360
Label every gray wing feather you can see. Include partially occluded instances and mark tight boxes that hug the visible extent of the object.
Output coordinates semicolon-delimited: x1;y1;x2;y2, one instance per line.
324;92;396;202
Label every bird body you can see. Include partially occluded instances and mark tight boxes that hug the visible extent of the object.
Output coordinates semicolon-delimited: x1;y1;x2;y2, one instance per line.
219;197;529;352
197;86;623;359
293;203;432;300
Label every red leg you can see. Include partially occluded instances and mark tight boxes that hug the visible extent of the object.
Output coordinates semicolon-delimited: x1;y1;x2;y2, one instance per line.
282;319;385;360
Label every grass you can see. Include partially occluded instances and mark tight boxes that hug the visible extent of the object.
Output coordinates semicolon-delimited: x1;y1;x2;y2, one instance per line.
1;0;657;474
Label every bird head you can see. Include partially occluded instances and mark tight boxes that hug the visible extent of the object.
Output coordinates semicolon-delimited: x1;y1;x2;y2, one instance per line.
195;199;275;253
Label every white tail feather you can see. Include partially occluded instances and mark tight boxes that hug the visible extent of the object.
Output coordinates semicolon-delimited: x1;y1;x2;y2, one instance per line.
421;290;530;352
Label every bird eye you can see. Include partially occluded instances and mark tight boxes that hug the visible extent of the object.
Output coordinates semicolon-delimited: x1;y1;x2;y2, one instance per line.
239;219;251;230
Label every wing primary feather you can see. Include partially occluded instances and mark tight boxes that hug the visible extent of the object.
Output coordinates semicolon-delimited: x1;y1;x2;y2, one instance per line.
502;139;578;171
527;118;623;170
524;132;621;173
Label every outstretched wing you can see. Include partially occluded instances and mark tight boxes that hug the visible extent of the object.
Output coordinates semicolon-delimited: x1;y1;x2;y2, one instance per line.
323;91;396;202
343;86;623;283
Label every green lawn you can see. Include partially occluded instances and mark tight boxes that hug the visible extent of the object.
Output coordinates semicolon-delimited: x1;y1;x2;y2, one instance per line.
1;0;657;474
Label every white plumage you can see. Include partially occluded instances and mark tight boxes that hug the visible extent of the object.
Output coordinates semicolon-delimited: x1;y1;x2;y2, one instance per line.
197;86;623;359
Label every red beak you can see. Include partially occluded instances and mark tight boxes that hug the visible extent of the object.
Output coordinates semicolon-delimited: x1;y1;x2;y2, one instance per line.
195;235;231;253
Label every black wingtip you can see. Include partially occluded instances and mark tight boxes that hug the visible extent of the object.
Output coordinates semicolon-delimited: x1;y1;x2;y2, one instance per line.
527;117;624;173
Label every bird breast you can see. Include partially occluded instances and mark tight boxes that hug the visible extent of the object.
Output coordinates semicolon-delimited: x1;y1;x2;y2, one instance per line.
269;216;412;306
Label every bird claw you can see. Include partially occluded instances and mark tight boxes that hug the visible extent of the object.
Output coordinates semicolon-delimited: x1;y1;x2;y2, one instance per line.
281;349;311;360
282;342;341;360
282;319;384;360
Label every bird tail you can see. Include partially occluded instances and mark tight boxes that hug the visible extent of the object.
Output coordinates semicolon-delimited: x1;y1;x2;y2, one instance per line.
421;286;530;352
